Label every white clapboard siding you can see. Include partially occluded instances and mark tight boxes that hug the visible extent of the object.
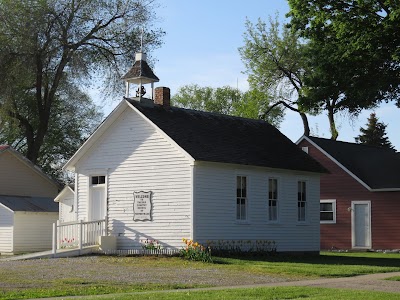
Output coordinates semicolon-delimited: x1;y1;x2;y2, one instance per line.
59;193;76;223
13;212;59;253
77;174;88;221
193;162;320;252
0;205;13;253
0;151;58;197
75;108;192;249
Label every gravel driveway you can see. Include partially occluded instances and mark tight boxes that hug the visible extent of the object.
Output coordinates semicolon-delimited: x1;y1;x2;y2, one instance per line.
0;255;290;291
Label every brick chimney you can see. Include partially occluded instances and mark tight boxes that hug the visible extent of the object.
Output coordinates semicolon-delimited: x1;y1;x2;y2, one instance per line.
154;87;170;108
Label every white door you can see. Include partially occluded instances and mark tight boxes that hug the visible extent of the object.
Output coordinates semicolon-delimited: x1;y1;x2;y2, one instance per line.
90;185;106;221
352;201;371;249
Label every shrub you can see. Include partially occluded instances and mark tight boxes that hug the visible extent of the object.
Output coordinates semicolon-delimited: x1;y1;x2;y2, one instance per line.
180;238;212;263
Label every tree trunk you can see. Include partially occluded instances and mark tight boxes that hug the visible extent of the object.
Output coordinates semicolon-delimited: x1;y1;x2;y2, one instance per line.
299;112;310;136
264;101;311;136
327;106;338;140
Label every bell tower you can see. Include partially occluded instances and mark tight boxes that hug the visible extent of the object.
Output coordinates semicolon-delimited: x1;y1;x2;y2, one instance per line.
122;31;159;103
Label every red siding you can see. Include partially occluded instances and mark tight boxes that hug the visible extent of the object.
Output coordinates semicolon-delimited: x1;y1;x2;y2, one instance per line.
299;140;400;250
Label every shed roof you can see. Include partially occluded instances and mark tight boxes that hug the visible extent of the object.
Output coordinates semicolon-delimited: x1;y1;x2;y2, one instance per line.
307;136;400;189
128;100;326;173
0;195;58;212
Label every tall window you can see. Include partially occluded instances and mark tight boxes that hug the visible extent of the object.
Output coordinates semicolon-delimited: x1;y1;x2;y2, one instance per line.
297;181;307;221
268;178;278;221
236;176;247;220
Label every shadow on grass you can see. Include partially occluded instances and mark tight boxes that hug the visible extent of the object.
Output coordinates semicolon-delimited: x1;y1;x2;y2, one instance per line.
212;253;400;268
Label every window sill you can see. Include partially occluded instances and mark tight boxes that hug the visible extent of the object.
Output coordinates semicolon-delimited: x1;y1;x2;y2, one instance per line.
320;221;336;224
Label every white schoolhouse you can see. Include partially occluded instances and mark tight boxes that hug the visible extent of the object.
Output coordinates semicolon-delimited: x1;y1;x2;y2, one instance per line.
57;52;326;253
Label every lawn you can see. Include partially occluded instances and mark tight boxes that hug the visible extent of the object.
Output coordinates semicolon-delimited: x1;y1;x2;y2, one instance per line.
214;251;400;278
75;286;400;300
0;251;399;300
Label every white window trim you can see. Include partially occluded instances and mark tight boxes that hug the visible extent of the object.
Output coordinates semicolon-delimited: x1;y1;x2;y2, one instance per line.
267;177;280;223
351;200;372;249
297;179;308;224
235;174;249;223
320;199;337;224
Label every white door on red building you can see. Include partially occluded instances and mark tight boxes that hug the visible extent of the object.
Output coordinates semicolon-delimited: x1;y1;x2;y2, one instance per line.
351;201;371;249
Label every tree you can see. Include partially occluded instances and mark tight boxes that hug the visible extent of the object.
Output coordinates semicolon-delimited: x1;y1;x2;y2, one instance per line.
0;0;164;172
298;38;379;140
288;0;400;109
0;79;103;180
239;15;313;136
355;113;395;150
171;84;283;127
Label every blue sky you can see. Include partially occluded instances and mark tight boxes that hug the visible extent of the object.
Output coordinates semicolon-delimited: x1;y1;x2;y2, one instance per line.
101;0;400;150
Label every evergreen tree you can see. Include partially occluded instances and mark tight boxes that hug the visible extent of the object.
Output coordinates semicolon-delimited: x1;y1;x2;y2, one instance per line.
355;113;395;150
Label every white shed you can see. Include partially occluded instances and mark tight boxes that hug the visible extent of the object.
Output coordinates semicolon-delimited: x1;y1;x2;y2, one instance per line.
0;146;60;254
0;195;59;254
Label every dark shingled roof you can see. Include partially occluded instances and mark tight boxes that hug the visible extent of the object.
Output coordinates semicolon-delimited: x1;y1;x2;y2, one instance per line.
308;136;400;189
0;195;58;212
128;100;326;173
121;60;159;82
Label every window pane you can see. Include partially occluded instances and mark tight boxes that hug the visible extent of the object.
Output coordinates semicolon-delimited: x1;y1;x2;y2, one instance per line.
241;177;246;197
320;203;333;211
236;177;241;197
92;176;98;185
269;205;277;221
298;206;306;221
99;176;106;184
320;212;334;221
269;178;277;200
241;202;246;220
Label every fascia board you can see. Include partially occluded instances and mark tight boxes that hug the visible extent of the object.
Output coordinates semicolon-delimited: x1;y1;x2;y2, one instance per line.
54;186;75;202
0;202;14;213
302;136;372;191
62;100;128;172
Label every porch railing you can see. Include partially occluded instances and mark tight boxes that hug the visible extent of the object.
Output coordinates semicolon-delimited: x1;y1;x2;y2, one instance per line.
52;219;107;254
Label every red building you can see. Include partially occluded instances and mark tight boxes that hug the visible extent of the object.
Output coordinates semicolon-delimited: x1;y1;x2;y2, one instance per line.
297;136;400;250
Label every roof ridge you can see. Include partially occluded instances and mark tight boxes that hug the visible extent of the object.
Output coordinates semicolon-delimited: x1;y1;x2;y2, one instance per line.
309;136;396;152
129;99;270;125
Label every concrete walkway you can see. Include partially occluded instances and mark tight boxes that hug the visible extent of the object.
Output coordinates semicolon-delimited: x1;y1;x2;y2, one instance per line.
0;246;98;261
28;271;400;300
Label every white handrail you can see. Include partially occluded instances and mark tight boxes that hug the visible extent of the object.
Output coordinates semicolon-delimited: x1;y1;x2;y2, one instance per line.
52;219;106;254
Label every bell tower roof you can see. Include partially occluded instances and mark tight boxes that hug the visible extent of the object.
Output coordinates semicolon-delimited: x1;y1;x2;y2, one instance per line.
122;52;159;84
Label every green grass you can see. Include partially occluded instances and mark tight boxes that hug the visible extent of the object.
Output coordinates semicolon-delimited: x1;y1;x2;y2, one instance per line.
386;276;400;281
75;287;400;300
213;251;400;278
0;283;204;300
1;252;400;299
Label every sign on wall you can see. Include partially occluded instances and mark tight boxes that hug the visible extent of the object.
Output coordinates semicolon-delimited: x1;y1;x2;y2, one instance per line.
133;191;152;221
